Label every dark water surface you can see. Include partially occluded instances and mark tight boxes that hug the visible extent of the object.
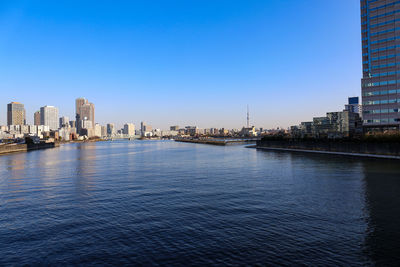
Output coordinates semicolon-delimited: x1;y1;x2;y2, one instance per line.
1;140;400;266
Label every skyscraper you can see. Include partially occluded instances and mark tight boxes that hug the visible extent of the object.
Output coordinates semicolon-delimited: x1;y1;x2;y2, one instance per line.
34;111;41;126
123;123;135;136
59;116;69;127
40;106;59;130
94;123;102;137
76;97;95;134
361;0;400;130
107;123;115;136
140;122;152;135
101;126;107;137
7;102;26;126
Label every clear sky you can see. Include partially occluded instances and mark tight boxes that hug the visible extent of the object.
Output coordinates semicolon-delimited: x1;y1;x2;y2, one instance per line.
0;0;361;130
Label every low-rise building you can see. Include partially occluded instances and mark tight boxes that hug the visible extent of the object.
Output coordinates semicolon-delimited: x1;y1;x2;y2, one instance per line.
59;127;71;141
292;111;362;138
240;126;257;137
185;126;199;136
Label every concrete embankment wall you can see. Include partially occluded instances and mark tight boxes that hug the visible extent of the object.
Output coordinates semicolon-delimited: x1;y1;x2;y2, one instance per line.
175;139;227;145
175;139;255;146
0;142;57;155
256;139;400;157
27;142;57;151
0;144;28;155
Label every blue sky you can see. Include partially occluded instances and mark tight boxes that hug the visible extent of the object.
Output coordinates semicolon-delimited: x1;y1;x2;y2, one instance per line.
0;0;361;129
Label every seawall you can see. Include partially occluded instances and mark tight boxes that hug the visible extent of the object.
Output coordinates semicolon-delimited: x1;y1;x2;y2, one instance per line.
175;139;256;146
175;139;227;146
256;139;400;159
0;142;58;155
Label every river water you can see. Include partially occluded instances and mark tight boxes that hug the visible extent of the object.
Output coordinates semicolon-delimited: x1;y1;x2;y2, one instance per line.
1;140;400;266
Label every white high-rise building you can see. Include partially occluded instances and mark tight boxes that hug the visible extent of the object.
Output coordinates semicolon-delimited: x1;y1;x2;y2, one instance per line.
40;106;59;130
123;123;135;136
94;123;102;137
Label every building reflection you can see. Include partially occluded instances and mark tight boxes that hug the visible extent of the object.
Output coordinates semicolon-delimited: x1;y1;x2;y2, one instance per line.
74;143;97;198
258;149;400;265
5;152;27;172
2;153;28;198
362;160;400;265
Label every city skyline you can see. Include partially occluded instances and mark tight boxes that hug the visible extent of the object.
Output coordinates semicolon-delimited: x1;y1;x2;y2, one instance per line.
0;0;361;129
2;2;400;265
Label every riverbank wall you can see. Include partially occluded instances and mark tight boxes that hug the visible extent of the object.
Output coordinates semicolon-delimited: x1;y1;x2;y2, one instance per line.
0;142;58;155
175;139;227;146
175;139;256;146
256;139;400;158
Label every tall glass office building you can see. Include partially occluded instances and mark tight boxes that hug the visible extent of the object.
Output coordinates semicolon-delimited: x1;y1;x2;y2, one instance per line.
361;0;400;130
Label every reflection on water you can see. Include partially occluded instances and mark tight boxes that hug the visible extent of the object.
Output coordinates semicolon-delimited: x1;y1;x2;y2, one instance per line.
74;143;96;197
362;161;400;265
0;141;399;265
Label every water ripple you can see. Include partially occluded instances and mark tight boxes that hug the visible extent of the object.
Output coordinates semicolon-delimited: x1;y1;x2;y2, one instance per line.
0;141;399;266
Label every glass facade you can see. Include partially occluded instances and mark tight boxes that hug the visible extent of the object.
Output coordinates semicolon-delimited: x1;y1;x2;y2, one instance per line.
361;0;400;129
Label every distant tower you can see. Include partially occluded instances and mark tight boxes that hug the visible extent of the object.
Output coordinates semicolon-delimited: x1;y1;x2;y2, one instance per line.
75;97;95;134
40;105;59;130
247;105;249;128
7;102;26;126
34;111;41;126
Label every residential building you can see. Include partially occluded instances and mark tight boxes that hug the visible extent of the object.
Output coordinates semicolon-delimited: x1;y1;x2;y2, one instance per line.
82;118;93;130
59;116;70;127
76;97;95;134
7;102;26;126
140;122;152;136
299;122;313;137
101;126;107;137
310;111;362;138
153;128;161;136
123;123;135;136
94;123;102;137
240;126;257;137
361;0;400;130
170;125;179;131
185;126;198;136
211;128;218;135
40;106;59;130
345;97;362;115
161;130;179;137
34;111;41;125
75;97;86;128
59;127;71;141
219;128;229;136
36;125;50;138
107;123;115;136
